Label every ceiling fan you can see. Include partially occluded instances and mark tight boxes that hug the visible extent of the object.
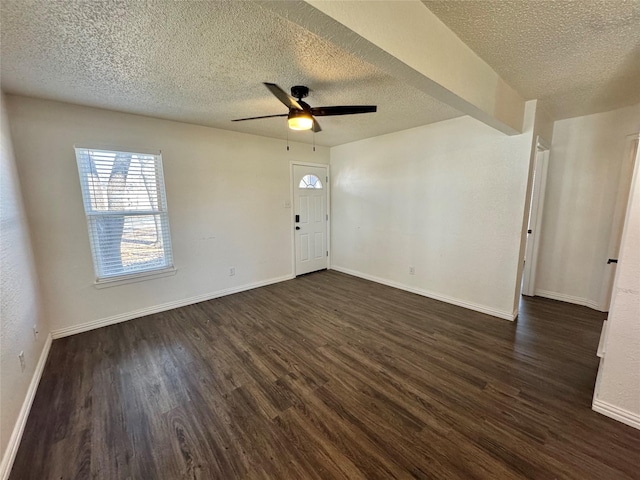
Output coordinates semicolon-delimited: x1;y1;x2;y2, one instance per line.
232;83;377;132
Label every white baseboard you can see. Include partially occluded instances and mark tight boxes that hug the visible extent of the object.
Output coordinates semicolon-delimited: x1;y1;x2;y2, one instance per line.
331;265;515;321
0;333;53;480
592;399;640;430
535;289;605;311
51;274;295;339
597;320;608;358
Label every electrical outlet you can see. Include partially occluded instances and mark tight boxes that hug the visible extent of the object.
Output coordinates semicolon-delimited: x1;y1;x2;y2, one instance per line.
229;267;236;276
33;325;39;339
18;351;25;372
409;266;415;275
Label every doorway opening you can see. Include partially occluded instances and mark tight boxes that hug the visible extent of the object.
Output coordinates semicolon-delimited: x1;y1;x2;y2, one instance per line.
521;138;550;297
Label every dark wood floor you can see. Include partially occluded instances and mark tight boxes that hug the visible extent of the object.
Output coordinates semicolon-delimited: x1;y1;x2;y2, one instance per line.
11;270;640;479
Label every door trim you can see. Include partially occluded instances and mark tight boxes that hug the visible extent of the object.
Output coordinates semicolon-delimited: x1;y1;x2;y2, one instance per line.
290;162;330;276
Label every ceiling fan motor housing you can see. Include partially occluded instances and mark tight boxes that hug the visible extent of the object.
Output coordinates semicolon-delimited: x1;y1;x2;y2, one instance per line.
291;85;309;100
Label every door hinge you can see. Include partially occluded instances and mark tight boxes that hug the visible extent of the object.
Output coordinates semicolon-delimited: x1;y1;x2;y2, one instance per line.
326;251;329;257
326;214;328;221
326;176;328;182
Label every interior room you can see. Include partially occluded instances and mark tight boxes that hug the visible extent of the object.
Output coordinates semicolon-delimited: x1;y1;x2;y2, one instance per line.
1;1;639;478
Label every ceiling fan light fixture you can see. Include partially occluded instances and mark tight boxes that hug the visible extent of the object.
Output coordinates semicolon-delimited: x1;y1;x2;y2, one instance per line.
287;110;314;131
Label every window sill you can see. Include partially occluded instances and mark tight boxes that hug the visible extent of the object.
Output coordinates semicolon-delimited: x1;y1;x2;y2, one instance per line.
93;267;177;289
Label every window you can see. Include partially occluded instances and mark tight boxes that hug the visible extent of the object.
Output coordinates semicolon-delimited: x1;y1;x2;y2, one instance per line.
75;147;173;282
299;174;323;189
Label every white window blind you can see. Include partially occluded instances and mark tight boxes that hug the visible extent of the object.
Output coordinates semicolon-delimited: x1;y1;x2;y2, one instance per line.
75;147;173;282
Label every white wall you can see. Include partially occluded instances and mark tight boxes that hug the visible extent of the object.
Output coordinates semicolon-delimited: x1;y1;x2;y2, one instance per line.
593;139;640;428
0;94;49;476
536;104;640;309
6;95;329;335
533;104;554;146
330;108;536;319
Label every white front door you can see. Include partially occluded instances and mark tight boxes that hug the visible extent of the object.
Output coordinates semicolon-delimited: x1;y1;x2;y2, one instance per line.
293;164;328;276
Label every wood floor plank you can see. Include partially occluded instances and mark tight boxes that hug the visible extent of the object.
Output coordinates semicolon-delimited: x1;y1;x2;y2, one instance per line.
10;270;640;479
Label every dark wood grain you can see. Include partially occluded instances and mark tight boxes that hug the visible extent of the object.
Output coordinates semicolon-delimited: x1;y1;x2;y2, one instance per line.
10;270;640;479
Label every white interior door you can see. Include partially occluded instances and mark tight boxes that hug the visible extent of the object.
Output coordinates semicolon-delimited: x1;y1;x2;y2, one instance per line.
602;134;639;310
293;164;328;276
522;145;549;296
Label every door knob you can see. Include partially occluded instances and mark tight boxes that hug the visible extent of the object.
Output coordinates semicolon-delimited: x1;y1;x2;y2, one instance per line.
295;226;300;230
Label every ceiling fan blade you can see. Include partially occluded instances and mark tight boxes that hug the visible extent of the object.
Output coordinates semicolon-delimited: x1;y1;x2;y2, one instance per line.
231;113;288;122
310;105;377;117
312;117;322;133
264;83;303;110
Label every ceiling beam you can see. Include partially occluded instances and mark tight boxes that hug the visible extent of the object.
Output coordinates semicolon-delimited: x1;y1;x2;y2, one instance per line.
257;0;525;135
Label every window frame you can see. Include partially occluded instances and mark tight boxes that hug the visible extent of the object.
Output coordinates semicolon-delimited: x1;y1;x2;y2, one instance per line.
299;174;323;189
74;145;175;286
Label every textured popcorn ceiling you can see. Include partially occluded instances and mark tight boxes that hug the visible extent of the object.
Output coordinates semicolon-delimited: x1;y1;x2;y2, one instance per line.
423;0;640;119
0;0;461;147
3;1;636;142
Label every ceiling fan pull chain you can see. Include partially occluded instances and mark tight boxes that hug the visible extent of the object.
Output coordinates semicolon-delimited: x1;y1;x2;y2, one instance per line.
286;128;290;151
313;130;316;152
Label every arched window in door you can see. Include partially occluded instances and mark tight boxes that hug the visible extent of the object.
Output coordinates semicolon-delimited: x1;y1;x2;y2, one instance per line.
299;174;323;189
